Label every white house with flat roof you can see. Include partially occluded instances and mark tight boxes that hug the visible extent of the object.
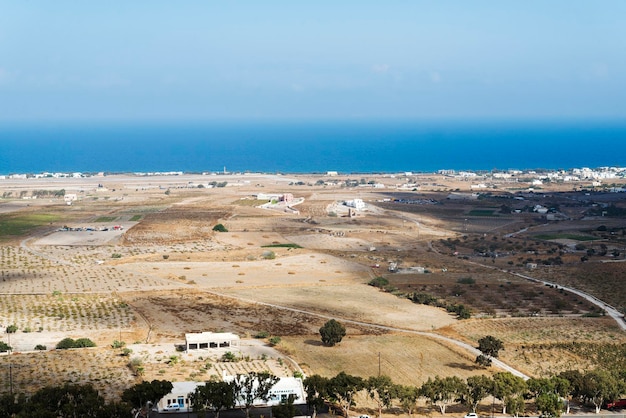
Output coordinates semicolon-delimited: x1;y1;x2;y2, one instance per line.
185;332;240;351
156;377;307;413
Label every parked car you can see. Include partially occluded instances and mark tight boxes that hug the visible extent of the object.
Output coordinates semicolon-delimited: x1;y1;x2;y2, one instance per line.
164;403;181;412
464;413;478;418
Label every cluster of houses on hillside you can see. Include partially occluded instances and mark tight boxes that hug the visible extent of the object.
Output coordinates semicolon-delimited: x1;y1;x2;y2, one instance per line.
440;166;626;183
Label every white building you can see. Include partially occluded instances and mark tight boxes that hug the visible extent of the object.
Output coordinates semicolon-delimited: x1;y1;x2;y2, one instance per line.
157;381;195;413
185;332;240;351
156;377;307;413
345;198;365;210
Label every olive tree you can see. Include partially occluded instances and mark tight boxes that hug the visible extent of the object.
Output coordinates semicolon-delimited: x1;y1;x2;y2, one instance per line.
319;319;346;347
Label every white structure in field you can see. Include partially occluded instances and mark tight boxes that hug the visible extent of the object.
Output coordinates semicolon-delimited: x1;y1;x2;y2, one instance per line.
345;198;365;210
224;374;307;407
156;377;307;413
185;332;240;351
157;381;195;413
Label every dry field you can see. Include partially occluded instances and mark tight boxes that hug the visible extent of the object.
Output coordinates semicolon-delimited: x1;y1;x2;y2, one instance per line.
1;173;625;401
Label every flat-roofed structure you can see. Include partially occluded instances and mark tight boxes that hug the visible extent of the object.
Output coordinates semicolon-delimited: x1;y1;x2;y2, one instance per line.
185;332;240;351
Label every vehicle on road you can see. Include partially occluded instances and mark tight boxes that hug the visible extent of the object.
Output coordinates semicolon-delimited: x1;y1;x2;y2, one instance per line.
464;413;478;418
163;403;182;412
606;399;626;410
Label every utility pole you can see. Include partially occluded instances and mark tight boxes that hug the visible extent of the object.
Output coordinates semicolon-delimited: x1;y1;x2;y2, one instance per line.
378;352;381;377
7;330;12;396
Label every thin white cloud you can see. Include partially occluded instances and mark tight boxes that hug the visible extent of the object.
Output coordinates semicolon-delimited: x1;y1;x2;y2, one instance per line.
0;67;15;84
372;64;390;74
430;71;442;83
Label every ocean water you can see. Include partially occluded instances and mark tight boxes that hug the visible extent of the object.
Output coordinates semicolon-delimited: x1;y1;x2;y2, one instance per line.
0;120;625;175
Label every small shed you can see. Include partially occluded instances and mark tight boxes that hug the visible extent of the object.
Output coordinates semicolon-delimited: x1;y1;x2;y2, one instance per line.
185;332;240;351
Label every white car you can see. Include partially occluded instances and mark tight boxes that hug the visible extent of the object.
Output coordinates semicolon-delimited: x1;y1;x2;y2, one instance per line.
164;403;181;412
464;413;478;418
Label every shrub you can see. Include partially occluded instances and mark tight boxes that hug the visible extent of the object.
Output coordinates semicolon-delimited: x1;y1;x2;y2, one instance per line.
368;276;389;289
74;338;96;348
111;253;122;258
0;342;11;352
34;344;47;351
56;337;96;349
254;331;270;339
269;336;282;346
213;223;228;232
111;340;126;349
6;325;17;333
262;250;276;260
457;277;476;285
221;351;238;362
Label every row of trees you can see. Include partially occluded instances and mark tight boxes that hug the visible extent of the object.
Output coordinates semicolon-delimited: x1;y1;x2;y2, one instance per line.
0;380;173;418
303;369;626;418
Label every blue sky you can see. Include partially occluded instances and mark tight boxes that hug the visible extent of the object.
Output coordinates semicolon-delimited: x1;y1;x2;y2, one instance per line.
1;1;625;122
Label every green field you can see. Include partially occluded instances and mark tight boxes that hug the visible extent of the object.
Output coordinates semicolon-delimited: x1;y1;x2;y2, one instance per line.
0;213;60;238
261;243;303;248
468;209;496;216
129;215;142;221
95;216;117;222
533;233;596;241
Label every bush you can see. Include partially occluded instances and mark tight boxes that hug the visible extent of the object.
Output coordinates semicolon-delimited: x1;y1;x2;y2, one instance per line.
0;341;11;352
269;336;282;346
262;250;276;260
111;340;126;349
254;331;270;339
56;337;96;349
34;344;47;351
6;325;17;333
368;276;389;289
111;253;122;258
457;277;476;285
221;351;238;362
213;223;228;232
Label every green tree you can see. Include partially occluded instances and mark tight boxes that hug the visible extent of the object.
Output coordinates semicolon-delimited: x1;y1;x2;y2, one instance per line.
527;377;570;417
393;385;420;417
491;372;527;415
319;319;346;347
465;375;493;413
233;372;280;418
5;325;17;334
367;375;395;418
327;372;365;418
0;393;25;417
189;381;235;418
272;394;298;418
580;370;620;413
303;374;329;418
420;375;466;415
122;380;173;413
558;369;584;405
23;383;116;418
505;395;526;418
213;223;228;232
476;335;504;367
0;341;11;352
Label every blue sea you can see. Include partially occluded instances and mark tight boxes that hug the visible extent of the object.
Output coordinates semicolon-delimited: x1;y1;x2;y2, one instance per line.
0;120;625;175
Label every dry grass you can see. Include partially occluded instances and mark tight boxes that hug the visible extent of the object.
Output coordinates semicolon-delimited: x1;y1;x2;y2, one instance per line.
281;333;488;386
